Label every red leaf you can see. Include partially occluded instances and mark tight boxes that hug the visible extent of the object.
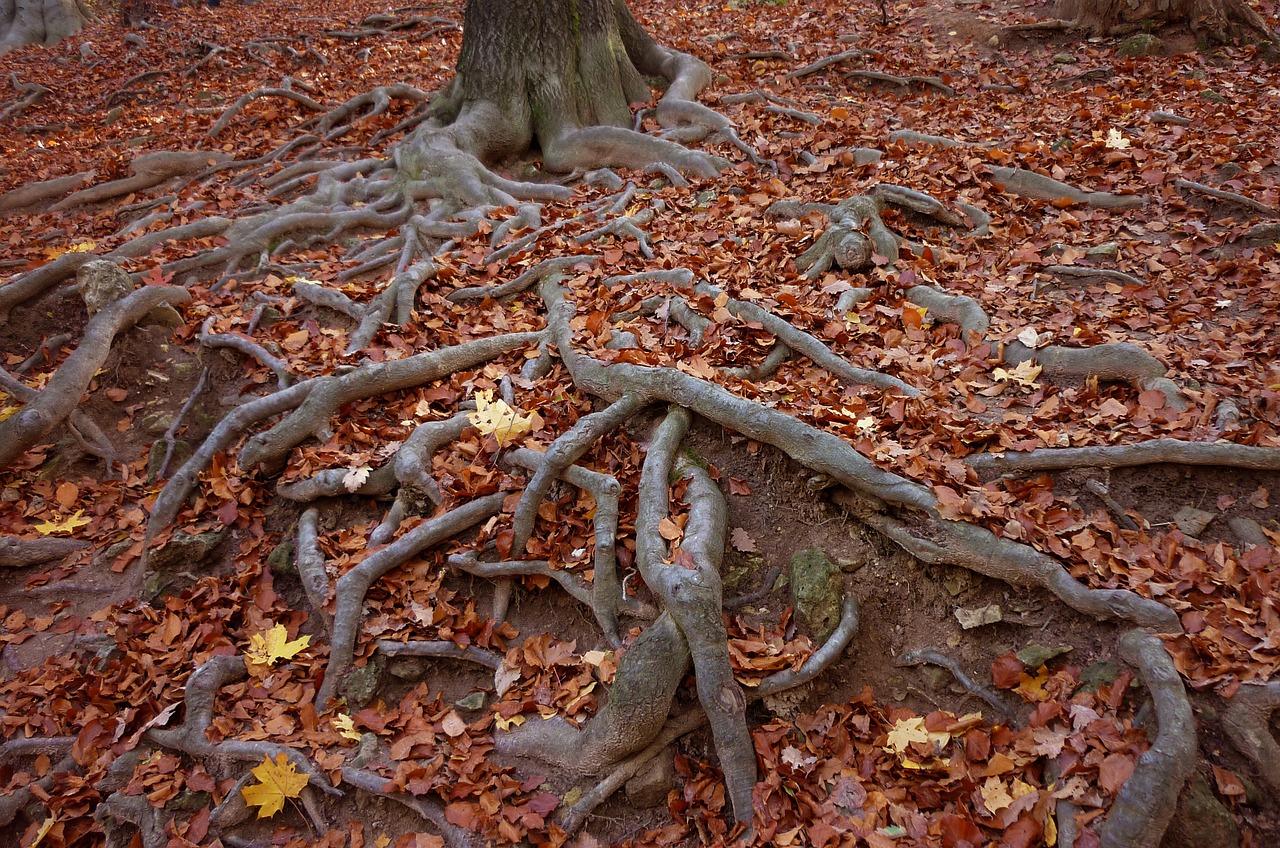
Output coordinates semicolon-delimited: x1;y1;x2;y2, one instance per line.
991;653;1024;689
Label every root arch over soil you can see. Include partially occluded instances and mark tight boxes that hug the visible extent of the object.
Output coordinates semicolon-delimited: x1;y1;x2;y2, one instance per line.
2;2;1280;847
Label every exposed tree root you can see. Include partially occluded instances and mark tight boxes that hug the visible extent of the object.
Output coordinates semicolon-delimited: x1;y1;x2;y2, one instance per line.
505;446;638;645
296;508;333;632
968;439;1280;475
446;255;598;303
989;165;1145;210
845;69;956;96
1174;178;1279;218
1096;630;1196;848
145;655;337;792
0;170;93;215
1005;340;1188;411
1085;479;1141;531
199;317;292;388
896;648;1016;720
0;534;87;568
341;767;479;848
788;49;867;78
510;393;646;554
1043;265;1145;287
208;87;327;138
1222;682;1280;795
541;274;1179;633
317;493;506;708
559;590;860;834
0;224;220;324
904;284;989;337
0;285;190;467
376;639;504;670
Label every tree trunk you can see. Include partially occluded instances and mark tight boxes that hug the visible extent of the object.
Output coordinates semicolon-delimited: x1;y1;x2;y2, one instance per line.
1054;0;1275;43
421;0;723;176
0;0;90;53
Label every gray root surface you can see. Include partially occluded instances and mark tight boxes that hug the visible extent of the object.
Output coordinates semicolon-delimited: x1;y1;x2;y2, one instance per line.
509;393;646;554
505;446;633;645
559;591;860;834
1221;681;1280;795
0;534;87;568
317;492;506;708
540;275;1180;632
968;439;1280;475
1096;630;1196;848
989;166;1146;210
0;285;191;468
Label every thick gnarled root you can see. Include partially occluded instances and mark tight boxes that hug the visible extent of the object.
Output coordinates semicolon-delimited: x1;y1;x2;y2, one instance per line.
0;285;190;468
1222;682;1280;795
1095;630;1197;848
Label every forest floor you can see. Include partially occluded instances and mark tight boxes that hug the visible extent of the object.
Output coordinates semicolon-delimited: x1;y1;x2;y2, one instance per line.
1;0;1279;847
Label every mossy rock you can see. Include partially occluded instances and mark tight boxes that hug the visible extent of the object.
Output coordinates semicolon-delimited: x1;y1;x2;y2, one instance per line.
1160;773;1239;848
342;654;385;710
789;549;841;641
1117;33;1163;57
267;538;295;576
149;530;226;573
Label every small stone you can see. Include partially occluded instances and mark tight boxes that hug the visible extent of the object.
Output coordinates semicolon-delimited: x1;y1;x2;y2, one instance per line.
789;549;842;641
165;790;211;813
1085;242;1119;258
1052;52;1075;64
1200;90;1228;104
342;655;385;710
1117;33;1163;57
1016;643;1072;668
1227;516;1268;547
625;750;676;808
77;260;134;316
104;106;125;125
388;657;427;681
455;691;486;711
1172;505;1215;538
954;604;1002;629
149;530;225;573
266;538;295;575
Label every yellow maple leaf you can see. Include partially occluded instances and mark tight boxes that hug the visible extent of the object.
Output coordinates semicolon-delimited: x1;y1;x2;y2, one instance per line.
884;716;930;753
45;240;97;260
494;713;525;731
981;776;1013;813
1015;667;1051;701
333;713;362;742
245;624;310;667
240;753;308;818
33;510;92;536
467;389;541;447
992;359;1043;387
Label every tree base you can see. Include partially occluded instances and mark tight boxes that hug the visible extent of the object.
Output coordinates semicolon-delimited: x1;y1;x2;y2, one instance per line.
1044;0;1276;44
0;0;91;53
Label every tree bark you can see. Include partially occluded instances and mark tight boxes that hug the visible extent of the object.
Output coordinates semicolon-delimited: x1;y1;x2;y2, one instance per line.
1054;0;1275;43
0;0;90;53
421;0;721;176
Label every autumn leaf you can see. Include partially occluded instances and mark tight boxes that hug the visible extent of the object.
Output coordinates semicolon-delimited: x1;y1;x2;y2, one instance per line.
34;510;92;536
467;389;541;446
1104;128;1131;150
980;776;1013;813
342;465;371;492
730;527;757;553
245;623;310;667
241;753;308;818
333;713;362;742
31;815;55;847
992;359;1042;387
884;716;929;753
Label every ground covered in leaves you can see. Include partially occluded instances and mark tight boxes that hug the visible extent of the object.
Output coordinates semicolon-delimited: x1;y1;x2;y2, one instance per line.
1;0;1279;846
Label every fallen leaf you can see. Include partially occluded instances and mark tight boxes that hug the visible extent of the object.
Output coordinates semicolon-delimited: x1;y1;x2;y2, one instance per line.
34;511;92;536
730;527;758;552
334;713;362;742
342;465;371;492
245;624;310;667
241;754;308;818
980;776;1013;813
467;389;541;446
